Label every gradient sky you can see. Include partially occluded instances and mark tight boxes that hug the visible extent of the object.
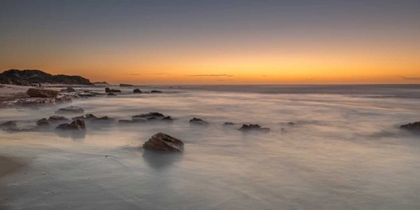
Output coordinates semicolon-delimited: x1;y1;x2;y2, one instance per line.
1;0;419;84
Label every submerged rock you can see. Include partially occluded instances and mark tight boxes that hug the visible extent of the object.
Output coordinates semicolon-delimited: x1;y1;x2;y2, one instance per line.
133;112;165;119
239;124;270;132
55;95;73;103
0;121;17;129
288;122;295;126
161;116;174;122
27;88;59;98
150;90;162;93
143;132;184;153
55;106;84;114
66;87;76;92
56;119;86;130
133;88;142;93
36;118;50;126
92;116;115;122
400;121;420;132
189;118;208;125
111;89;121;93
132;112;172;122
107;92;117;96
223;122;235;126
73;114;97;120
48;116;68;122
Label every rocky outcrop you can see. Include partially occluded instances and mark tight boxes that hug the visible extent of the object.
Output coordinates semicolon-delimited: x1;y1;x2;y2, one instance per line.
132;112;173;122
48;116;68;122
189;118;208;125
0;121;17;129
400;121;420;131
143;132;184;153
239;124;270;132
27;88;59;98
56;119;86;130
73;114;97;120
55;106;84;114
36;118;50;126
120;84;133;87
133;88;142;93
0;69;92;85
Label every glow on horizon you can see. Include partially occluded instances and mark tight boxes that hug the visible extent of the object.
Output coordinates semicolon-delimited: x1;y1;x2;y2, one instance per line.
0;1;419;84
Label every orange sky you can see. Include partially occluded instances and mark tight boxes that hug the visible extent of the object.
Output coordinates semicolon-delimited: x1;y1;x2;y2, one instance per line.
1;1;419;84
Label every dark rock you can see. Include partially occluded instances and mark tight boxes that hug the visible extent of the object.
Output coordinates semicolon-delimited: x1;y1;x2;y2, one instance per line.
120;84;133;87
105;87;111;93
0;121;17;129
111;89;121;93
107;92;117;96
0;69;92;85
55;106;84;114
48;116;68;122
224;122;235;125
143;132;184;153
27;88;59;98
15;98;55;106
55;95;72;103
161;116;174;122
239;124;270;132
400;121;420;131
288;122;295;126
189;118;209;125
92;116;115;122
36;118;50;126
133;112;165;119
73;114;97;120
133;88;142;93
66;87;76;92
56;119;86;130
150;90;162;93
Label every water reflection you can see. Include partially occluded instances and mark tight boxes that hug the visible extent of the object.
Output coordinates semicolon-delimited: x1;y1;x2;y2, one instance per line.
142;150;183;170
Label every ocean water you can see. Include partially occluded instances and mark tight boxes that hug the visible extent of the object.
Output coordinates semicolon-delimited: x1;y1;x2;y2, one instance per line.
1;85;420;210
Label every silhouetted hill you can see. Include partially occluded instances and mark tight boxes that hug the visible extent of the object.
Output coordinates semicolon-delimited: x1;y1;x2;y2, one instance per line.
0;69;92;85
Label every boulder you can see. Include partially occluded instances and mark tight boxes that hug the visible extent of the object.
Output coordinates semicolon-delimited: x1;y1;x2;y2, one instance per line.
27;88;59;98
55;106;84;114
239;124;270;132
400;121;420;131
48;116;68;122
189;118;209;125
143;132;184;153
133;88;142;93
73;114;97;120
36;118;50;126
56;119;86;130
150;90;162;93
66;87;76;92
0;121;17;129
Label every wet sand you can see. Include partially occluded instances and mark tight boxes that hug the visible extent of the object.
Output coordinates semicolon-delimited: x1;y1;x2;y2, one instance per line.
0;156;25;178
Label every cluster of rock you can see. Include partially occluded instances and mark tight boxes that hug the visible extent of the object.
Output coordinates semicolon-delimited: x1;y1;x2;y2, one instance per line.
0;69;92;85
119;112;173;124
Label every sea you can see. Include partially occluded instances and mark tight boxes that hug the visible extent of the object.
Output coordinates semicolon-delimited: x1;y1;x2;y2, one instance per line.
0;84;420;210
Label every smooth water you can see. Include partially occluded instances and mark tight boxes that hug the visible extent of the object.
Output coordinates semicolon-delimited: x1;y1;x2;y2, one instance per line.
1;85;420;210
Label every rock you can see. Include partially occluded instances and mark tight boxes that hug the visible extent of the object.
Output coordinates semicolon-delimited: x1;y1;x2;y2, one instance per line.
111;89;121;93
288;122;295;126
143;132;184;153
107;92;117;96
133;88;142;93
0;69;92;85
189;118;209;125
92;116;115;122
161;116;174;122
66;87;76;92
56;119;86;130
400;121;420;131
105;87;111;93
239;124;270;132
150;90;162;93
15;98;55;106
224;122;235;125
133;112;165;119
36;118;50;126
0;121;17;129
120;84;133;87
55;106;84;114
55;95;72;103
27;88;59;98
48;116;68;122
73;114;97;120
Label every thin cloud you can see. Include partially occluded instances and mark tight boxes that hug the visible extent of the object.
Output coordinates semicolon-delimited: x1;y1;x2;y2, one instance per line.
185;74;234;77
401;76;420;80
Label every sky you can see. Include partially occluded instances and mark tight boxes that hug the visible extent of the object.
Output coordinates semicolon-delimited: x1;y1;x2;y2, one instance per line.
0;0;419;84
